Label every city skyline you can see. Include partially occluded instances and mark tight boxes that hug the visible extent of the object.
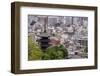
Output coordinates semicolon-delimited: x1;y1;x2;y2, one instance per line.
28;15;88;60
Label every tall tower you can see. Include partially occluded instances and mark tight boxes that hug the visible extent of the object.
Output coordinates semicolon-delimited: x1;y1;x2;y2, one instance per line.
38;17;50;51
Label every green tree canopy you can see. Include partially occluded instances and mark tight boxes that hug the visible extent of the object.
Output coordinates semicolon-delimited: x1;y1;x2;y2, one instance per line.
28;36;43;60
42;45;68;60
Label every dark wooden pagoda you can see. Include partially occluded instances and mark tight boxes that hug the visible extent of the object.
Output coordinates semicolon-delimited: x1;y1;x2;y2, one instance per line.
38;33;50;50
37;17;50;51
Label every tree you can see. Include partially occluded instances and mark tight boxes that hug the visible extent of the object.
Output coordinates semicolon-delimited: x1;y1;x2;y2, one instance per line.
28;36;43;60
84;47;88;53
42;45;68;60
58;45;68;58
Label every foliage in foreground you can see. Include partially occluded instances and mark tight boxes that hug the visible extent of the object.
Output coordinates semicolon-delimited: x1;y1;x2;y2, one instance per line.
28;36;43;60
42;45;68;60
28;36;68;60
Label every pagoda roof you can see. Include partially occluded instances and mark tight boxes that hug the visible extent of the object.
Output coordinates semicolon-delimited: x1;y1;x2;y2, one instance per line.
37;33;50;37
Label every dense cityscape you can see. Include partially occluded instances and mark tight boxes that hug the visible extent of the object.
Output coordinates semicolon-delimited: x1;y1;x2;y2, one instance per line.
28;15;88;60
